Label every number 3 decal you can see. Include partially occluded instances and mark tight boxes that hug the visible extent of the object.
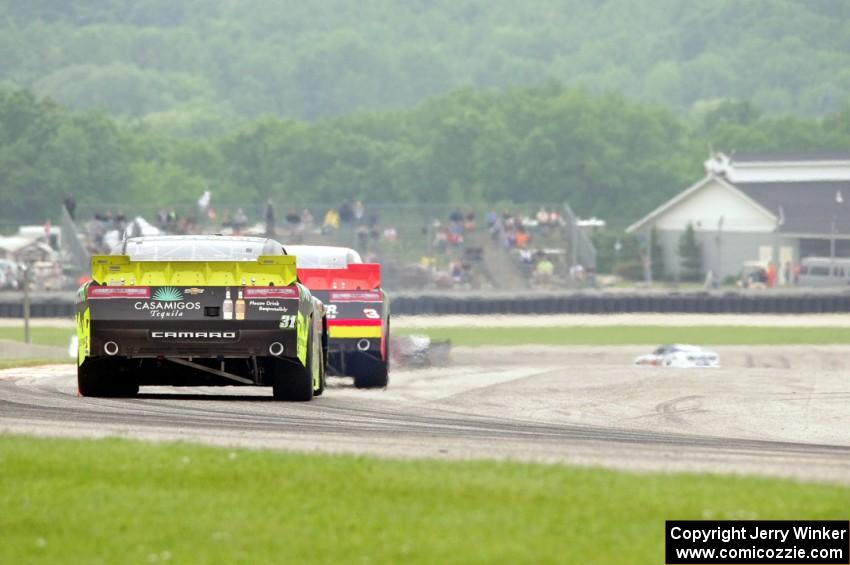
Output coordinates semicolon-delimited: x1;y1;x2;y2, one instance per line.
363;308;380;319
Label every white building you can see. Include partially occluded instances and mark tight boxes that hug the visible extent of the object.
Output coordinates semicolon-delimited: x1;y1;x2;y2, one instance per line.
626;152;850;281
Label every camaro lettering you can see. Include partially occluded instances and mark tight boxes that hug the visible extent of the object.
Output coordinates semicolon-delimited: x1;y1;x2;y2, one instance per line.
150;331;237;339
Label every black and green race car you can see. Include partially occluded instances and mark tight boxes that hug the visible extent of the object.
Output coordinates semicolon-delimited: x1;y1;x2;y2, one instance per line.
75;235;327;401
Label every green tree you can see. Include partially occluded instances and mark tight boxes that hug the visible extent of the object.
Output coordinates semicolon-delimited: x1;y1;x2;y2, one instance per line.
650;225;665;281
677;223;703;282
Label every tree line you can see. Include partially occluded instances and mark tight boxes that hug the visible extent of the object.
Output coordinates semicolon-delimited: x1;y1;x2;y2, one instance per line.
2;0;850;132
2;86;850;234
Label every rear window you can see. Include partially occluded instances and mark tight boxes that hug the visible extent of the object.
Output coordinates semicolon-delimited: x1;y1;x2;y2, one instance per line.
122;239;282;261
286;246;363;269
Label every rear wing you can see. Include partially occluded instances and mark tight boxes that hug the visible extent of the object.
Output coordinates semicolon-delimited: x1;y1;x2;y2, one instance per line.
91;255;298;287
297;263;381;290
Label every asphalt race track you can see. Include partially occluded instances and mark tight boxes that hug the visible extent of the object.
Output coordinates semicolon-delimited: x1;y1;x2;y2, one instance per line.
2;345;850;484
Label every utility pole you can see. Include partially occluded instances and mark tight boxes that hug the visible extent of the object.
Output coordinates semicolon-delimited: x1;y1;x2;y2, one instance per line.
831;190;843;275
716;216;724;284
643;228;653;286
22;263;31;344
830;217;836;273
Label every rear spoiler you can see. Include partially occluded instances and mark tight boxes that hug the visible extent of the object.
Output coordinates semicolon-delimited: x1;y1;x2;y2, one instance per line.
297;263;381;290
91;255;298;287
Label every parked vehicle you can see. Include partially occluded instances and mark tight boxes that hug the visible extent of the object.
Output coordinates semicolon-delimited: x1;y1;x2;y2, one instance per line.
736;261;768;290
798;257;850;287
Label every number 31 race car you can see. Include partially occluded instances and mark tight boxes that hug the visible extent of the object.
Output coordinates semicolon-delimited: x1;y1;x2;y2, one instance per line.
75;236;327;400
286;245;389;388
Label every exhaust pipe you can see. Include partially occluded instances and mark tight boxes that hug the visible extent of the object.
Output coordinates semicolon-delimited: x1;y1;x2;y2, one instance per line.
356;339;371;352
269;342;285;357
103;341;119;356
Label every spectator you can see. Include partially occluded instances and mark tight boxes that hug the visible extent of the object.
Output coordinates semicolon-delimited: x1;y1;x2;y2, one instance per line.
353;201;365;223
233;208;248;233
515;227;530;249
356;224;369;250
383;226;397;244
449;259;464;283
433;229;448;253
265;200;276;237
463;212;476;231
285;208;301;228
367;210;380;228
323;209;340;233
534;255;555;285
485;210;498;229
63;195;76;220
447;222;464;246
339;200;354;224
449;210;463;223
300;208;314;230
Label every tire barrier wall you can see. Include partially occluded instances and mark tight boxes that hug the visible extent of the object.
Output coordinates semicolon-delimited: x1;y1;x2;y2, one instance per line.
389;293;850;316
0;300;75;318
3;293;850;317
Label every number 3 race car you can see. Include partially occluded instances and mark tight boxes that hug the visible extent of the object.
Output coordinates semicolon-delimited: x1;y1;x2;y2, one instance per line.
75;236;327;401
286;246;389;388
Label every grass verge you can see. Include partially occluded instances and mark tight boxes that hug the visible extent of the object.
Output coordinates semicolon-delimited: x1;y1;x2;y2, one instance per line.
398;325;850;347
0;327;73;347
1;435;848;564
0;358;73;369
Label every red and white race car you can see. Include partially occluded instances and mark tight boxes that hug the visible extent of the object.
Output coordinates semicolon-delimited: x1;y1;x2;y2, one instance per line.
286;245;390;388
634;344;720;368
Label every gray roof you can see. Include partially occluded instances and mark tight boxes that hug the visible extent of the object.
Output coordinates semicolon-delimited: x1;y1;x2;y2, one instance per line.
737;181;850;235
730;150;850;163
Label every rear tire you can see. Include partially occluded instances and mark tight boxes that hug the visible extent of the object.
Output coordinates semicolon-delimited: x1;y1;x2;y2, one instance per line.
351;354;389;389
78;359;139;397
271;329;315;401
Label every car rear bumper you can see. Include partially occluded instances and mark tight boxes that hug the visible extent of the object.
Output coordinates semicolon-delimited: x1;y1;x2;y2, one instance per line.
89;321;298;359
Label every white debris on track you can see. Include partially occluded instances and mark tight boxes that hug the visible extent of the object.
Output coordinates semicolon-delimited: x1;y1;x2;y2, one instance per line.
0;364;74;381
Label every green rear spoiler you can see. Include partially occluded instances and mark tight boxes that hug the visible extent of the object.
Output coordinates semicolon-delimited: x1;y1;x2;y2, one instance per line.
91;255;298;287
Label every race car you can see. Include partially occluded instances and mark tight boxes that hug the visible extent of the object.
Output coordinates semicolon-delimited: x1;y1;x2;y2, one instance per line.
75;235;326;401
286;245;389;388
634;344;720;368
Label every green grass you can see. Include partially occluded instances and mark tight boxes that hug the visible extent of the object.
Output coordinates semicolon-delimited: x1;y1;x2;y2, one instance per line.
2;324;848;348
398;325;850;347
0;436;847;564
0;327;73;348
0;358;73;369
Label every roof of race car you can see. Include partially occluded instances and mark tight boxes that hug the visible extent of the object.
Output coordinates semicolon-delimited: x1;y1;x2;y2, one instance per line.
116;235;285;261
284;245;363;269
653;344;708;354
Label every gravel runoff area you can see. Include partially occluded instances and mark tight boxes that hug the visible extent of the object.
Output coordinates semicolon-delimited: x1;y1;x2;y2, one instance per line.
1;344;849;484
5;313;850;330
